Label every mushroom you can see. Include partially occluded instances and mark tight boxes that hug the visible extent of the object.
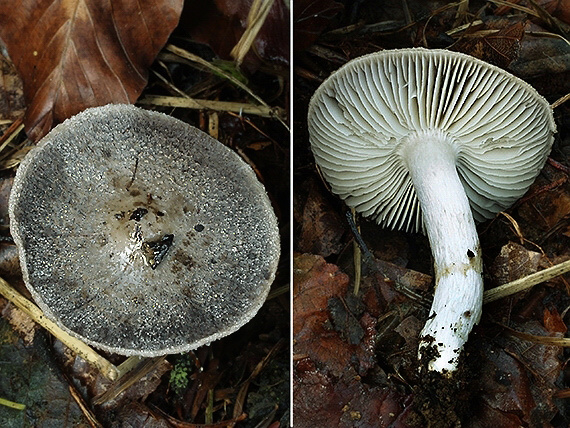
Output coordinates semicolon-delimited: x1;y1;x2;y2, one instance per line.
307;48;556;374
9;104;280;357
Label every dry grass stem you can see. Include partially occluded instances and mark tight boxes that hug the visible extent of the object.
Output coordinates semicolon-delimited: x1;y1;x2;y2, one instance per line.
488;0;539;17
484;259;570;304
552;92;570;109
164;44;267;107
138;95;284;119
505;325;570;346
230;0;276;66
0;397;26;410
93;357;166;405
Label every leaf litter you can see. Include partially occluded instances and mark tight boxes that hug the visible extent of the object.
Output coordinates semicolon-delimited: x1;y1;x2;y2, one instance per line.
294;0;570;426
0;0;290;426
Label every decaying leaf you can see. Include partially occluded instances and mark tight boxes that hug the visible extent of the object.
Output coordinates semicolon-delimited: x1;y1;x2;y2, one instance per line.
293;253;353;375
0;0;184;141
517;170;570;240
1;300;37;345
0;55;25;125
0;317;90;427
489;241;543;286
452;20;526;68
297;179;346;257
467;318;563;426
294;358;417;428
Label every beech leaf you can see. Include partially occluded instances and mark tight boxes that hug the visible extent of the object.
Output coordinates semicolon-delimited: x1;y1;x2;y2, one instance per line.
0;0;183;141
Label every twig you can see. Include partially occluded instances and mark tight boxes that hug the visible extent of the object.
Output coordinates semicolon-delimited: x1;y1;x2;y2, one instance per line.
487;0;539;17
229;338;285;428
0;120;24;157
0;277;119;380
65;373;104;428
349;208;363;295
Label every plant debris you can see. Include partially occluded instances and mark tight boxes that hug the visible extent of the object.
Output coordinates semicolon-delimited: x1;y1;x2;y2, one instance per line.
0;1;289;426
294;0;570;426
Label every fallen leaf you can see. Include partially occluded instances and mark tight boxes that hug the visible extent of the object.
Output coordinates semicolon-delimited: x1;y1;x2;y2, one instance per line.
543;307;567;333
114;401;171;428
516;169;570;240
467;320;562;426
494;0;570;27
488;241;543;286
453;20;526;68
1;300;38;344
293;253;350;336
0;317;90;427
293;253;353;375
0;244;21;281
297;179;346;257
293;359;418;428
0;176;13;225
543;0;570;24
0;0;184;141
0;55;25;124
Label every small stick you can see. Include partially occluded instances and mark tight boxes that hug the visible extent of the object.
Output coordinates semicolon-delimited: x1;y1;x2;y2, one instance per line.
483;259;570;304
345;210;372;258
349;208;362;295
0;277;119;380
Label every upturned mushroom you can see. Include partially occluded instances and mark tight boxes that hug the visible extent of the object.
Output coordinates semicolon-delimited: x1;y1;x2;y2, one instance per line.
9;104;280;357
308;48;556;374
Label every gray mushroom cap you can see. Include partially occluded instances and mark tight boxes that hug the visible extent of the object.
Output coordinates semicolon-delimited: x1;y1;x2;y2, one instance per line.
308;48;556;232
9;104;280;357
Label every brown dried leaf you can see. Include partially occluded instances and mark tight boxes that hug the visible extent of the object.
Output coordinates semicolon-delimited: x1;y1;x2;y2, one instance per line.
298;179;346;257
467;319;562;426
293;253;349;335
0;244;21;280
0;0;184;141
1;300;38;344
115;401;171;428
544;0;570;24
543;307;567;333
488;242;543;286
293;253;353;375
0;55;25;124
517;170;570;240
493;0;570;23
293;360;417;428
0;176;13;226
453;20;526;68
